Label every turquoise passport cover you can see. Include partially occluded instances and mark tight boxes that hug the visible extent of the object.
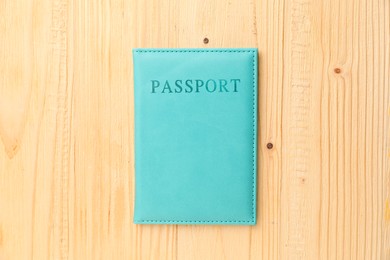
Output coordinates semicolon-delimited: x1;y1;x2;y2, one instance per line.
133;48;258;225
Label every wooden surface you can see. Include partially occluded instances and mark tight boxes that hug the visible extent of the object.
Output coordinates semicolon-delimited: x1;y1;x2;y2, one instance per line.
0;0;389;259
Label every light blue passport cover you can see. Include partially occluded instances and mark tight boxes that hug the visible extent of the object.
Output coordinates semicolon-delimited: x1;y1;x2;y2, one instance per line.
133;48;258;225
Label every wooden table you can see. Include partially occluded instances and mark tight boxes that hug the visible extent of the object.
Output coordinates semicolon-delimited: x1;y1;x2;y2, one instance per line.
0;0;389;259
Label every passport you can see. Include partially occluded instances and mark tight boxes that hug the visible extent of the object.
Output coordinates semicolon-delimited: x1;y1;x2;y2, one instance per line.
133;48;258;225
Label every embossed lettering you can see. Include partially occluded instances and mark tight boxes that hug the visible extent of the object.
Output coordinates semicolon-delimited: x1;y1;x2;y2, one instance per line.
175;80;183;93
162;81;173;93
219;79;229;92
205;79;217;92
195;80;204;93
231;79;241;92
151;79;241;94
151;80;160;93
185;80;193;93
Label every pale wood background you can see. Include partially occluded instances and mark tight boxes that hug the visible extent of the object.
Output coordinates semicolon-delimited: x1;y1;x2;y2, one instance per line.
0;0;389;259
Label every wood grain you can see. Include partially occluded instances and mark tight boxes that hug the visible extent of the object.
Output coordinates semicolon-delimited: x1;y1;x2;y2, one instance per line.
0;0;389;259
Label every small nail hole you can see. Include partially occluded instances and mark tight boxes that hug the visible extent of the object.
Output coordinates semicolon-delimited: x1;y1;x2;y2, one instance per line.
267;143;273;149
203;38;209;44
